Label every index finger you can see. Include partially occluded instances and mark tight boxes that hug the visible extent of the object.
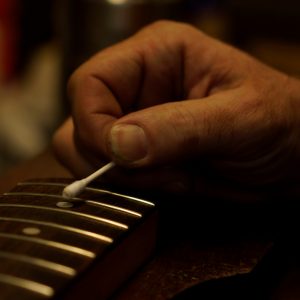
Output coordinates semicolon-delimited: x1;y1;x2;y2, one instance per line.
67;21;188;162
68;42;144;159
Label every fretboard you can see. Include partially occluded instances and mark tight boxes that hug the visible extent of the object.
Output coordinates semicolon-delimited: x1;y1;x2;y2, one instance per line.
0;179;157;299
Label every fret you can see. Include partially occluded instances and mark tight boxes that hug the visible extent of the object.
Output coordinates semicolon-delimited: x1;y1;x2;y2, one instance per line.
0;203;128;229
0;217;113;243
0;251;76;276
0;220;112;262
86;186;155;206
17;181;154;206
0;233;95;258
15;182;153;215
0;237;92;275
83;200;142;217
0;273;54;297
0;217;112;256
0;205;123;240
1;192;138;227
4;192;142;217
4;192;83;202
0;251;76;295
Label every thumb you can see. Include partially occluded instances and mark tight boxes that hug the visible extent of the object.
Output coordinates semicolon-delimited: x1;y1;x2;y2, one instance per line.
108;92;244;167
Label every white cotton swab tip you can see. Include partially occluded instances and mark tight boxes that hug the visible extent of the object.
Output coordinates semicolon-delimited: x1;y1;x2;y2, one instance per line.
62;180;87;199
62;161;115;199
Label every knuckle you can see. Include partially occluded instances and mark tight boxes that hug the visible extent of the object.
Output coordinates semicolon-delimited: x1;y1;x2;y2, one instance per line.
144;19;199;37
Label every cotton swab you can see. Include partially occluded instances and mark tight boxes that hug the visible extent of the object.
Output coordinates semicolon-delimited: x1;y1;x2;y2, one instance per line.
62;161;115;199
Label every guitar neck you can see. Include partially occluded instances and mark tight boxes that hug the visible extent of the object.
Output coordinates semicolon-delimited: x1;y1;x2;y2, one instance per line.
0;179;157;299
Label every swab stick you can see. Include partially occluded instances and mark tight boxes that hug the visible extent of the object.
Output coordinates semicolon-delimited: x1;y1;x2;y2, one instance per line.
62;162;115;198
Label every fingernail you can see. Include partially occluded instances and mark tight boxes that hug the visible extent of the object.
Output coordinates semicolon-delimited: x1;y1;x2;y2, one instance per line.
110;124;148;162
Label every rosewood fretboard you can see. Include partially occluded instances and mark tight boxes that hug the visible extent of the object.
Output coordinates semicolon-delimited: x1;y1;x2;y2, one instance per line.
0;179;157;299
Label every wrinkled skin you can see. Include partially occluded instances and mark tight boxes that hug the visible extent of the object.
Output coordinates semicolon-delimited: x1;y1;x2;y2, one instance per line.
53;21;300;202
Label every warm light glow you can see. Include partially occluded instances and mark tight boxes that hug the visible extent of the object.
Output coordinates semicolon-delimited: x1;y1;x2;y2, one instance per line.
106;0;128;5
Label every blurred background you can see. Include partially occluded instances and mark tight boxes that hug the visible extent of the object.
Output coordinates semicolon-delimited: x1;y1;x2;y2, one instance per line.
0;0;300;174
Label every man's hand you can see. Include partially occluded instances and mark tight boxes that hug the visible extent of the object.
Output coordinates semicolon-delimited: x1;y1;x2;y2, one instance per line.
53;21;300;200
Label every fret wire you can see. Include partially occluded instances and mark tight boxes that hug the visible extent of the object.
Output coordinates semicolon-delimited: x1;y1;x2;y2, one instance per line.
0;233;95;258
4;192;142;217
0;217;113;243
17;182;155;206
85;187;155;206
84;200;142;217
4;192;83;202
0;203;128;230
0;273;54;297
0;251;76;276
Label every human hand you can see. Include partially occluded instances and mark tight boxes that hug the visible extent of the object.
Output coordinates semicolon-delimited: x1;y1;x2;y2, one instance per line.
53;21;300;201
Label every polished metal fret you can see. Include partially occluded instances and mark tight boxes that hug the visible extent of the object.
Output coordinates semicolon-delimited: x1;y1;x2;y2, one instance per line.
0;233;95;258
86;187;155;206
4;192;142;217
0;217;113;243
0;273;54;297
84;200;142;217
0;203;128;229
3;192;79;202
0;251;76;276
17;182;155;206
